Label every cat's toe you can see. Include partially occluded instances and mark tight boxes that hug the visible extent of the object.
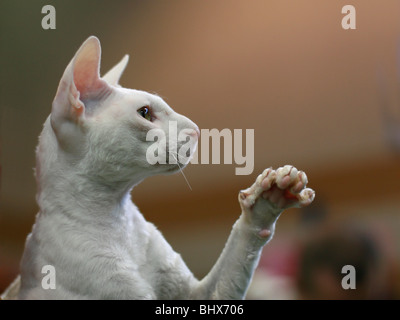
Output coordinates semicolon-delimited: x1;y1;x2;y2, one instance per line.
261;165;314;209
297;188;315;207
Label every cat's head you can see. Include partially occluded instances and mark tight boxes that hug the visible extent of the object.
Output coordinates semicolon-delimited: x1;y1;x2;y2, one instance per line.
47;36;199;187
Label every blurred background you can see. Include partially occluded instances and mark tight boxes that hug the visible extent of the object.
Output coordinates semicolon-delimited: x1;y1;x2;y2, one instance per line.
1;0;399;299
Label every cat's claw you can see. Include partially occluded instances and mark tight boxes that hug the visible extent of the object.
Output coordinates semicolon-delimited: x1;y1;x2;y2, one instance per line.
238;165;315;238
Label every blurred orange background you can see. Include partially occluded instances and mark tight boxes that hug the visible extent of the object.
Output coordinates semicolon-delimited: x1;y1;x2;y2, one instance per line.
1;0;399;299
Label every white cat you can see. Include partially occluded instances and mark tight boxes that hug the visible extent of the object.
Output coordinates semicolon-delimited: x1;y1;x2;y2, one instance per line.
2;36;315;300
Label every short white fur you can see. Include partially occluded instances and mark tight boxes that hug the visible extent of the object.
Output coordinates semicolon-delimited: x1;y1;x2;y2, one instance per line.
2;36;315;300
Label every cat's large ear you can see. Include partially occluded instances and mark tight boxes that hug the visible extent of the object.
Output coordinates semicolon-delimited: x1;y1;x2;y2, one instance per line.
51;36;112;138
102;54;129;86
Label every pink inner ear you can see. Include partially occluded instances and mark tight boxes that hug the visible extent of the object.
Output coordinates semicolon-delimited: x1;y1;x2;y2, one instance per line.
73;56;104;101
72;39;109;102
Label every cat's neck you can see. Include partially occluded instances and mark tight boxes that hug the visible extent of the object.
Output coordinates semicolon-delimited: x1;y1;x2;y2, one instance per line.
38;172;131;219
35;118;143;222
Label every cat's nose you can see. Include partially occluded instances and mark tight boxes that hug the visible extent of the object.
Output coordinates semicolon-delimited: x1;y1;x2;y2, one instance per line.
177;114;200;138
179;125;199;140
184;122;200;139
192;125;200;138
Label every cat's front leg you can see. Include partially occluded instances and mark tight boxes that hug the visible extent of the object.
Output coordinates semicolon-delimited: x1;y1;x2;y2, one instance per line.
190;165;315;300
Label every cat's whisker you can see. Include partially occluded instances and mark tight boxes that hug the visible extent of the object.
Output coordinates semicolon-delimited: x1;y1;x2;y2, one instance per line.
169;152;192;191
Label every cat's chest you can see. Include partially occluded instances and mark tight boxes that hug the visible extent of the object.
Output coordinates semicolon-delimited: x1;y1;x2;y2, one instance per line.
25;218;155;298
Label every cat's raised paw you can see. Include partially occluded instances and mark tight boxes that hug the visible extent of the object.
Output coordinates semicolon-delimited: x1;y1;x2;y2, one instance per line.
239;165;315;222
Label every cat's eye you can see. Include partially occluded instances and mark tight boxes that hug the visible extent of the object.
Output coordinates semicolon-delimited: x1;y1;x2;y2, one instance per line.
137;106;152;121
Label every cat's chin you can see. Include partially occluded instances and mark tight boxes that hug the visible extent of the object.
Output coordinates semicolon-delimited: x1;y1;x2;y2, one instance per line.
166;163;187;173
156;162;188;175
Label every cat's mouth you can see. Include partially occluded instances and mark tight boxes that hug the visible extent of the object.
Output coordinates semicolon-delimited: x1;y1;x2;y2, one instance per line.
148;133;198;174
165;140;197;166
162;146;195;173
165;154;190;170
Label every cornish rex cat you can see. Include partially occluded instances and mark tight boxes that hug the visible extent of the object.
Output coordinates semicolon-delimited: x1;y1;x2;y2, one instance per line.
2;36;315;299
